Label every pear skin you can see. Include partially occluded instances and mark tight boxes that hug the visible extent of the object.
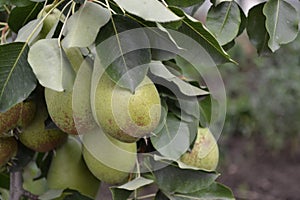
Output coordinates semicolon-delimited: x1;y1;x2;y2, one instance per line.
95;73;161;142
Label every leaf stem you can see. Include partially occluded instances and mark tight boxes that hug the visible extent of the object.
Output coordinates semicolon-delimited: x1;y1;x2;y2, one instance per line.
92;0;116;14
57;0;74;46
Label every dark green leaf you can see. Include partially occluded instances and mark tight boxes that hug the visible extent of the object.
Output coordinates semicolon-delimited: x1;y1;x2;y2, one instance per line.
153;164;219;193
110;188;132;200
170;182;235;200
10;0;32;7
263;0;299;52
95;15;151;92
0;42;37;112
0;173;10;189
237;3;247;37
170;7;234;65
199;96;212;127
165;0;205;8
8;2;43;32
155;190;170;200
206;1;241;45
151;114;191;159
247;3;272;55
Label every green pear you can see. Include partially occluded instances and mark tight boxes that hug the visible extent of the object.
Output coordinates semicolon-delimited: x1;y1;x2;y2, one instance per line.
47;136;100;198
180;127;219;171
19;100;67;152
45;50;92;135
0;104;20;136
37;5;64;39
0;137;18;166
0;101;36;137
82;129;137;184
95;73;161;142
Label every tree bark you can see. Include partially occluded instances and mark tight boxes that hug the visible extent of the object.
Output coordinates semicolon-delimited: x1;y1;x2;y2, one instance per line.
10;171;23;200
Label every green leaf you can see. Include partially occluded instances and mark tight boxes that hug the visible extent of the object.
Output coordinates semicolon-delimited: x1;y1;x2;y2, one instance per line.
15;18;43;45
117;177;154;190
62;189;93;200
247;3;272;55
151;114;192;160
170;7;234;64
110;188;132;200
175;56;200;81
113;0;181;22
170;182;235;200
110;177;154;200
206;1;241;45
149;61;208;96
39;189;64;200
153;164;219;193
0;173;9;189
155;190;169;200
0;188;9;200
263;0;299;52
28;39;75;92
210;0;232;6
62;1;110;48
165;0;205;7
8;2;43;32
95;15;151;92
0;42;37;112
10;0;32;7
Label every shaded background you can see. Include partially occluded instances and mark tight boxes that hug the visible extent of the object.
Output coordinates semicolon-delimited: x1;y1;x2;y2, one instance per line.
193;1;300;199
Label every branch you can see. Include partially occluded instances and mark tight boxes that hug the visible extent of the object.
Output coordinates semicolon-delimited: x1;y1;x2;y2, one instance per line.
9;170;39;200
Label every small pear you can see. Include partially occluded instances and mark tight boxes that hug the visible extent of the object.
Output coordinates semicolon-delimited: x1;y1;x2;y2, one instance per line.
17;100;37;129
47;136;100;198
180;127;219;171
0;137;18;166
95;73;161;142
19;100;67;152
82;129;137;184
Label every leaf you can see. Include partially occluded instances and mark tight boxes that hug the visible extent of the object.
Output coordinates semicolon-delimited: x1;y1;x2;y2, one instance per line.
170;182;235;200
117;177;154;190
113;0;181;22
210;0;232;6
247;3;272;55
0;173;10;189
164;0;205;7
169;7;234;65
149;61;209;96
206;1;241;45
151;114;191;160
155;190;170;200
62;1;110;48
10;0;32;7
62;189;93;200
8;2;43;32
28;39;75;92
263;0;299;52
0;42;37;112
39;189;64;200
15;18;43;45
110;188;132;200
153;164;219;194
0;188;9;200
110;177;153;200
95;15;151;92
175;56;200;81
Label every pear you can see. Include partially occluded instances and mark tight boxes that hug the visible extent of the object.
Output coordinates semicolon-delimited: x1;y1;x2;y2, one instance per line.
19;100;67;152
180;127;219;171
0;137;18;166
37;5;64;39
0;104;20;136
45;49;92;135
95;73;161;142
47;136;100;198
0;101;36;137
82;129;137;184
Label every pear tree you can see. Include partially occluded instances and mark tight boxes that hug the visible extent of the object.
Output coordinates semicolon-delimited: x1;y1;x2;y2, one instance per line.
0;0;299;200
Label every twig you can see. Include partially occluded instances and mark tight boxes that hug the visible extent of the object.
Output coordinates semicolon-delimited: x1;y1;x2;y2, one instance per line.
9;170;39;200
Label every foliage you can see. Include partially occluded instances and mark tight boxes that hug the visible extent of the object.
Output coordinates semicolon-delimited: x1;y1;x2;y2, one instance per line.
0;0;299;199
